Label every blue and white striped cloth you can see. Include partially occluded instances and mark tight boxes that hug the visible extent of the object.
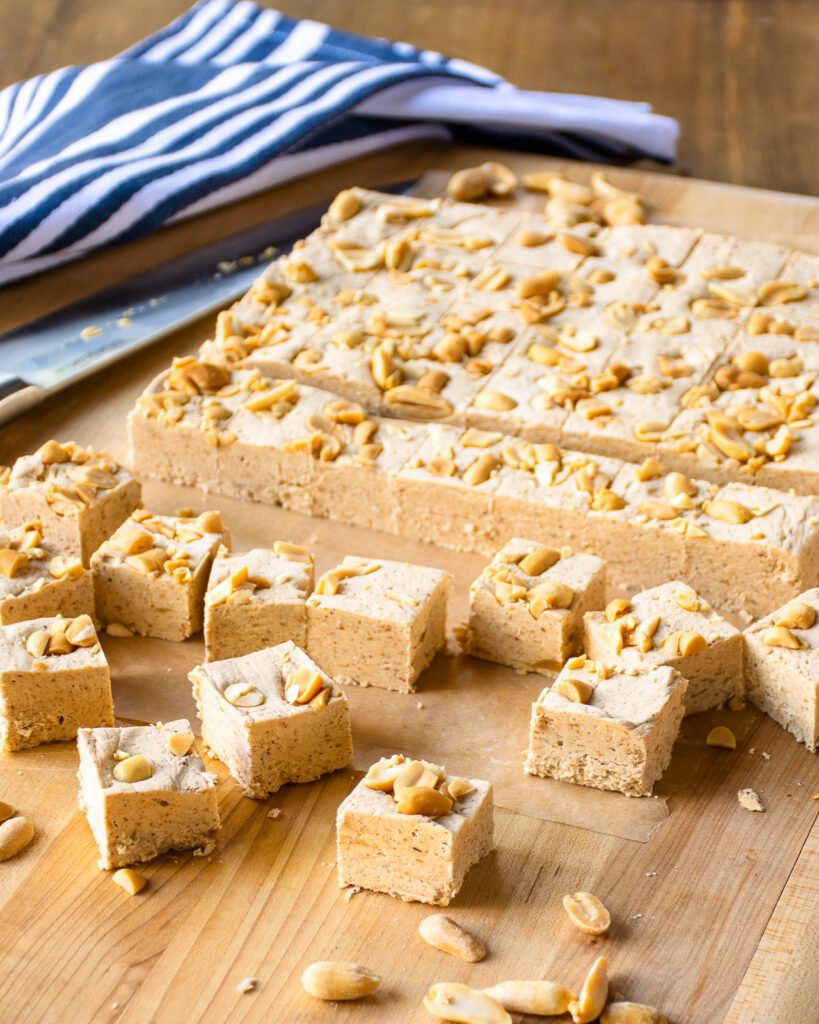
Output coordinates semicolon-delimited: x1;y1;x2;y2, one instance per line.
0;0;679;286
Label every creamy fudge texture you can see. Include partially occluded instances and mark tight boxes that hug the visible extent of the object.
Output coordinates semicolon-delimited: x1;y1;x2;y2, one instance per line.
336;754;494;906
583;581;743;715
190;641;353;798
465;538;606;674
0;615;112;751
0;521;92;626
76;719;220;869
525;658;687;796
744;589;819;750
306;556;450;692
91;509;229;641
0;440;141;564
204;544;314;661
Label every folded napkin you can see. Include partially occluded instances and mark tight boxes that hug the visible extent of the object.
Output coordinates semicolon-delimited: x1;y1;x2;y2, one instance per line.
0;0;679;286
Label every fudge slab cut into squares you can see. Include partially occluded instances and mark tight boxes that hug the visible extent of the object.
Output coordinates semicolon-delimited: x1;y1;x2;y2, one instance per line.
306;556;451;692
744;588;819;751
0;522;92;626
204;543;314;662
583;581;743;715
525;657;687;797
190;641;353;798
336;754;494;906
91;509;230;641
1;615;112;751
77;719;220;869
466;538;606;674
0;440;141;564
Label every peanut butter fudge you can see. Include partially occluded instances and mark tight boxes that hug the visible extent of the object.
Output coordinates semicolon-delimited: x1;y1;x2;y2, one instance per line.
91;509;229;641
0;616;112;751
584;582;743;715
306;556;450;692
0;522;92;626
0;440;140;564
77;719;219;869
465;539;606;674
336;754;493;905
525;657;687;796
744;589;819;750
204;543;314;661
190;641;352;798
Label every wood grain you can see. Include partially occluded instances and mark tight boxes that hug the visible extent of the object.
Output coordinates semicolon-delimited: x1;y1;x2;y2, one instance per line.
0;156;818;1023
1;0;818;194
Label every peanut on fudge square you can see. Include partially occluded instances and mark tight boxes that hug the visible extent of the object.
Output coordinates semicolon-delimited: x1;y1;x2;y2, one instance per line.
0;521;92;626
76;719;220;869
1;615;112;751
336;753;494;906
204;542;314;662
525;656;687;797
744;589;819;751
584;581;743;715
465;538;606;674
0;440;140;564
91;509;230;641
190;641;352;798
306;556;450;692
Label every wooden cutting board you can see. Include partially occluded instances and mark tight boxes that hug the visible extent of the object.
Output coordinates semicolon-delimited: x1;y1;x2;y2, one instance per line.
0;148;818;1024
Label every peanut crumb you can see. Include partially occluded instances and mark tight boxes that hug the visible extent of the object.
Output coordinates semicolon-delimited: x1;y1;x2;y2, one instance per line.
236;977;257;994
738;788;765;812
267;808;281;820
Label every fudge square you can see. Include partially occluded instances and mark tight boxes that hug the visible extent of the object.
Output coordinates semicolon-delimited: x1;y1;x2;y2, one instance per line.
583;581;743;715
336;754;494;906
190;641;353;798
77;719;220;869
204;542;315;661
306;557;451;692
0;440;141;564
744;589;819;751
0;521;93;626
465;539;606;674
525;656;687;797
91;509;229;641
0;615;113;751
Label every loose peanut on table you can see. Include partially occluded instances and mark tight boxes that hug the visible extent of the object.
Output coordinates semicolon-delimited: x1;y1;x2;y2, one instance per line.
562;891;611;936
301;961;381;1001
424;982;511;1024
0;816;35;862
419;914;486;962
482;980;575;1016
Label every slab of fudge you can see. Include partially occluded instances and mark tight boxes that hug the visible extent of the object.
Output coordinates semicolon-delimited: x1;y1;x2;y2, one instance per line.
465;538;606;674
584;581;743;715
306;556;450;692
744;589;819;750
525;656;687;796
77;719;219;869
190;641;352;798
91;509;230;641
0;615;113;751
0;440;140;564
0;521;92;625
336;753;493;905
204;543;314;661
127;358;277;490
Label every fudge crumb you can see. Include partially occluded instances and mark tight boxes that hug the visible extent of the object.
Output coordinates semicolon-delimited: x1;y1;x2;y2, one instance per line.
267;808;281;820
761;751;771;760
416;702;425;710
236;977;257;994
631;913;643;920
738;788;765;812
748;747;755;755
343;885;362;902
645;871;657;878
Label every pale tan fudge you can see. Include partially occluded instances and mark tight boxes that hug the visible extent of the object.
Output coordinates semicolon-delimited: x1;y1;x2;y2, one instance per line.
0;615;112;751
91;509;230;641
465;539;606;674
0;522;92;625
190;641;352;798
306;556;450;692
336;753;494;905
525;657;687;796
204;543;314;661
744;589;819;750
77;719;219;869
0;440;140;564
584;582;743;715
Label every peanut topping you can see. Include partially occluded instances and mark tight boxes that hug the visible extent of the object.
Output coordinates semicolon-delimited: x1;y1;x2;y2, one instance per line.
0;549;27;578
328;189;362;221
605;598;631;622
112;868;148;896
363;754;406;791
462;454;500;487
168;732;195;756
474;390;518;413
394;760;443;794
562;891;611;935
224;682;266;707
529;579;574;615
518;546;560;576
762;625;802;650
664;631;707;657
419;914;486;962
555;677;594;704
775;602;816;630
285;665;325;705
112;754;153;784
702;499;752;525
395;786;453;817
673;587;701;613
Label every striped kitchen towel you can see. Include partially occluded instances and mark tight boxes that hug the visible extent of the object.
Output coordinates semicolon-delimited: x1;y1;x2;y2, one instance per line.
0;0;679;286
